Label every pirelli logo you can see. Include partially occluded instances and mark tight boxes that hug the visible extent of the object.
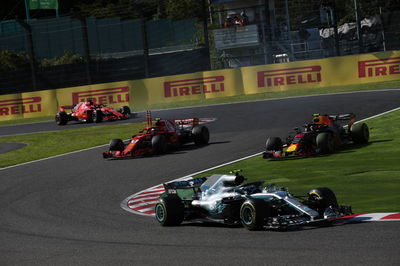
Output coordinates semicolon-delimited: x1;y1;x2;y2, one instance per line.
0;97;42;116
164;76;225;98
72;87;130;105
358;57;400;78
257;65;322;88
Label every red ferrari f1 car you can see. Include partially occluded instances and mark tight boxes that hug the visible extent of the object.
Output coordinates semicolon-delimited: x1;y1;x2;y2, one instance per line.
55;100;131;125
263;113;369;158
102;112;211;159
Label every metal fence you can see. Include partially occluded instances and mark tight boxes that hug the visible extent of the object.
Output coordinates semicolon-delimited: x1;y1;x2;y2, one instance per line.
0;16;199;59
209;2;400;69
0;15;207;95
1;1;399;95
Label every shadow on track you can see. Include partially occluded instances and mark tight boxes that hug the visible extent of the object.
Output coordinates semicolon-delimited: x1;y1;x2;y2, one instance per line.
103;141;231;161
265;139;392;161
176;219;363;233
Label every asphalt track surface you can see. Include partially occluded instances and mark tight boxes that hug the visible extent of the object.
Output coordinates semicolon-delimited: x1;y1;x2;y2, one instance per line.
0;114;142;137
1;90;400;265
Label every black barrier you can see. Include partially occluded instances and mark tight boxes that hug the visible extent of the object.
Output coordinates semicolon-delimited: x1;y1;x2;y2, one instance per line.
0;48;209;95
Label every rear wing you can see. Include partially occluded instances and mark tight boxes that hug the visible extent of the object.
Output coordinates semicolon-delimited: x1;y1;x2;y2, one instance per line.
163;177;207;190
328;113;356;121
145;110;215;129
59;105;75;112
175;118;217;129
313;113;356;127
174;118;200;128
61;105;75;109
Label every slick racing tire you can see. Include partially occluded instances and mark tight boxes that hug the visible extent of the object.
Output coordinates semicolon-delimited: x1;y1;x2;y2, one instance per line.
308;187;339;216
152;135;167;154
92;110;103;123
155;195;184;226
120;106;131;119
192;126;210;145
55;112;68;126
86;111;94;123
109;139;124;152
350;123;369;144
265;137;283;152
316;132;335;154
240;198;267;231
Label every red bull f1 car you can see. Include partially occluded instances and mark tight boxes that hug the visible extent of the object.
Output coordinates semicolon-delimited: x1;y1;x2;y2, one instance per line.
102;112;211;159
154;171;352;230
263;113;369;158
55;100;131;125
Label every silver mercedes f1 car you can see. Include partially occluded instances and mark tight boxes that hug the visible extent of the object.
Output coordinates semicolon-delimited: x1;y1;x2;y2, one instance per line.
155;171;352;230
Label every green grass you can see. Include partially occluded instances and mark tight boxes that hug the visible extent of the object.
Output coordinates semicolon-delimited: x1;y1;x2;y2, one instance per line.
1;79;399;126
0;122;146;168
195;109;400;213
0;115;54;126
1;80;399;212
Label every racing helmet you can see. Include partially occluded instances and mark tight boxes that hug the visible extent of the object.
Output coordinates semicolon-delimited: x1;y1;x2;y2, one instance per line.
312;113;320;123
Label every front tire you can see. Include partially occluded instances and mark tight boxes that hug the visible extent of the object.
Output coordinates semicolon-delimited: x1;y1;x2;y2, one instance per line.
109;139;124;151
265;137;283;152
316;132;335;154
192;126;210;145
152;135;167;154
308;187;338;216
154;195;184;226
240;198;267;231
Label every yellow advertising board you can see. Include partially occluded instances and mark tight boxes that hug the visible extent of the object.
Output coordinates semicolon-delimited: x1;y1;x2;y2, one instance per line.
130;69;244;109
22;90;58;118
0;89;57;121
241;61;325;94
355;51;400;84
202;68;244;99
241;51;400;95
0;93;24;120
56;81;132;108
131;72;205;109
0;50;399;122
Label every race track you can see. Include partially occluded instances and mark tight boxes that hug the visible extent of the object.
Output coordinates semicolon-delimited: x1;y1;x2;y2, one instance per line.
1;90;400;265
0;113;142;137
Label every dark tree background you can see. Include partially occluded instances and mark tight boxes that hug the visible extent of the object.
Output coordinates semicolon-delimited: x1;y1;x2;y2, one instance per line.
0;0;204;21
1;0;400;23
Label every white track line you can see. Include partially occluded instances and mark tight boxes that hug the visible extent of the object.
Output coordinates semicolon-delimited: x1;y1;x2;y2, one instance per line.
147;105;400;181
0;143;109;171
2;91;400;171
122;105;400;216
147;88;400;112
357;106;400;123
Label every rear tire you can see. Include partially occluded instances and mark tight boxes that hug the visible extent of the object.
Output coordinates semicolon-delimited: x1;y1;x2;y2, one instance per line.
120;106;131;119
316;132;335;154
155;195;184;226
240;198;267;231
350;123;369;144
109;139;124;151
55;112;68;125
152;135;167;154
265;137;283;152
92;110;103;123
192;126;210;145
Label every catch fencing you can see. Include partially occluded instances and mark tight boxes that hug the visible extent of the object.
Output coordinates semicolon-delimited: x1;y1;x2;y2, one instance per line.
1;1;399;96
